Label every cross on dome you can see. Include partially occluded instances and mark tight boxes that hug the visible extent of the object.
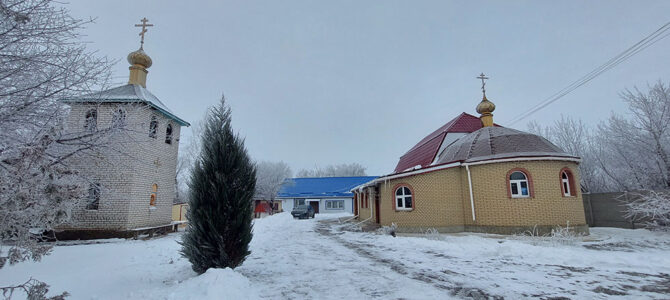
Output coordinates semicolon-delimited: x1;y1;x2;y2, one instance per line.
134;17;154;49
477;73;489;99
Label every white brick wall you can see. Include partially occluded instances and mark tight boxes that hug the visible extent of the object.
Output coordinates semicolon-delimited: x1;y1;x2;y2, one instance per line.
61;101;182;231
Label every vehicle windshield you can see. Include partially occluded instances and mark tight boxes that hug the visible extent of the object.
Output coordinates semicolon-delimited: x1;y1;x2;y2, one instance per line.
294;205;309;210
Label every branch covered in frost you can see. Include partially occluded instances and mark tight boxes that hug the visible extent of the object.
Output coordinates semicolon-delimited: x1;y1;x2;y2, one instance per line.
0;0;118;267
623;190;670;231
1;278;69;300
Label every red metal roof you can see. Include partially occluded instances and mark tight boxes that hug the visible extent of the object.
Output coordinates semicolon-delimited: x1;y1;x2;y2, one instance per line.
393;113;485;173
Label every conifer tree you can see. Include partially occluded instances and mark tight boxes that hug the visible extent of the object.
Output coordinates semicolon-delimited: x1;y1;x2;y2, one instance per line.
181;96;256;274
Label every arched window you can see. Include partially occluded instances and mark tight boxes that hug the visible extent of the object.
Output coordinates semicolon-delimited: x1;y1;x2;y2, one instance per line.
86;182;100;210
509;171;530;198
165;124;173;144
395;186;413;210
112;109;126;128
560;169;576;197
84;109;97;132
150;184;157;206
149;116;158;138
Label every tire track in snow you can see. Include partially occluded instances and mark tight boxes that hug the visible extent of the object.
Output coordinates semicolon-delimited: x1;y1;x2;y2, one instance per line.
315;220;503;300
238;215;450;299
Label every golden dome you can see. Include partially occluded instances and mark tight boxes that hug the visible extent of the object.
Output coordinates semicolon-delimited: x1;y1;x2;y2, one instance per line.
127;48;152;69
476;96;496;114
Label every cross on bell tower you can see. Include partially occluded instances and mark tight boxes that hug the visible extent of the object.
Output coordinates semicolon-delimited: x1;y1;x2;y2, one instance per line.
134;17;154;49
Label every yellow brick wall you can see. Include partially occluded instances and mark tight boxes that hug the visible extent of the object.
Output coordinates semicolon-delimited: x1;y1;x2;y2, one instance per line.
372;160;586;231
377;167;465;228
172;203;188;225
463;160;586;227
356;189;373;221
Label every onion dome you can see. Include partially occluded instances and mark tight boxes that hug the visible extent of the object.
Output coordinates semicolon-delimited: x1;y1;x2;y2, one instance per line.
127;48;152;69
476;95;496;115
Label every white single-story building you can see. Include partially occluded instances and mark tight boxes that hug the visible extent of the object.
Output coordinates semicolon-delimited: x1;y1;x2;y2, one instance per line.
277;176;378;214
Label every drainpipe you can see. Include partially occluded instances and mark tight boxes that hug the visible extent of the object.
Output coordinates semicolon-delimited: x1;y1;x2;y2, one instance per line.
341;192;360;223
465;164;476;221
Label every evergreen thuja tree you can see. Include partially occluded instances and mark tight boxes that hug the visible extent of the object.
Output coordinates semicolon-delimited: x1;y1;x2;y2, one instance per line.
181;96;256;274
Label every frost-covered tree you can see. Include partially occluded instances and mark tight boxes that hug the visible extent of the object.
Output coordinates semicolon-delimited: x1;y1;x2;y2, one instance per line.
595;81;670;190
0;0;112;268
0;0;114;298
527;116;606;192
623;191;670;231
181;96;256;274
297;163;367;177
254;161;292;211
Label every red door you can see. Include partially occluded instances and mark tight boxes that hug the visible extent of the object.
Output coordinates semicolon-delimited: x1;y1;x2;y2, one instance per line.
353;196;358;216
310;201;319;214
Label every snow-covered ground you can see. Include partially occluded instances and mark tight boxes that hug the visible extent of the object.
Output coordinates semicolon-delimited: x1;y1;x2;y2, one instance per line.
1;213;669;299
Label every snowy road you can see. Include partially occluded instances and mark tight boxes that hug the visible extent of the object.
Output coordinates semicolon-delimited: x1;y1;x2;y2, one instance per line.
238;213;452;299
1;213;669;299
242;213;670;300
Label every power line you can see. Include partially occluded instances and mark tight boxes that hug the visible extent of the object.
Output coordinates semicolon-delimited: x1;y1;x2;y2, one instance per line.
507;21;670;126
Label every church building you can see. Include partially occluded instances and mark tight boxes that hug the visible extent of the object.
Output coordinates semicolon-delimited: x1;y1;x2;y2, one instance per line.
58;19;189;238
352;75;588;235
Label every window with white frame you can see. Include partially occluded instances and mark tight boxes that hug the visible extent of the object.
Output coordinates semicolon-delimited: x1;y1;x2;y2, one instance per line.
325;200;344;210
509;171;530;198
395;186;413;210
294;199;305;207
561;171;571;197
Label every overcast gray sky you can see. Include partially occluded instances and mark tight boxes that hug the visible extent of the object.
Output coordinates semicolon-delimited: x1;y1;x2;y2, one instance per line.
66;0;670;176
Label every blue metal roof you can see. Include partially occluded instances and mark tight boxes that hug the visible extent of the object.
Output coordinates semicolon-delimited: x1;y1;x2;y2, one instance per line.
277;176;378;198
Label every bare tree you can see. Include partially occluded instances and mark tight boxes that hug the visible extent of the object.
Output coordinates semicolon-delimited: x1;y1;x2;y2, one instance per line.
0;0;112;291
595;81;670;190
254;161;292;212
297;163;367;177
527;116;607;192
174;117;204;204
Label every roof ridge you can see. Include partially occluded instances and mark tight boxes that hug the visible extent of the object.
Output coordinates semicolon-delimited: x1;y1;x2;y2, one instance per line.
466;129;484;160
402;112;474;154
290;176;378;180
488;127;496;155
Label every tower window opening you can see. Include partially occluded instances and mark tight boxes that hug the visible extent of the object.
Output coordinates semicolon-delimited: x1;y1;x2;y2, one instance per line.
149;116;158;138
84;109;98;132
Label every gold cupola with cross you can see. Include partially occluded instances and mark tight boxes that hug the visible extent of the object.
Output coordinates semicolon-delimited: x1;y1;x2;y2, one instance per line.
475;73;496;127
127;18;154;88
